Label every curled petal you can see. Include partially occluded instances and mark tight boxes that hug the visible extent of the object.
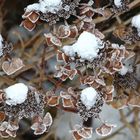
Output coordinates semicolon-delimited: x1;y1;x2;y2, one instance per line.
69;26;78;38
0;112;5;122
28;12;40;23
60;91;71;99
34;124;46;135
43;113;53;127
0;121;8;131
5;129;16;138
44;33;62;47
57;25;71;39
2;58;24;75
96;123;116;136
20;19;36;31
62;98;74;108
47;96;60;107
72;130;83;140
0;131;9;138
77;127;92;139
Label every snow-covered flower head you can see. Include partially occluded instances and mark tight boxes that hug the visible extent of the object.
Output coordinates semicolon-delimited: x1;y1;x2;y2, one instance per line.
63;31;104;61
131;14;140;37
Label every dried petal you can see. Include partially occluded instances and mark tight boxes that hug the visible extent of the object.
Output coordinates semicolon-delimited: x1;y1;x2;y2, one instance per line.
5;129;16;138
72;130;83;140
62;98;74;108
96;123;116;136
43;112;53;127
47;96;60;107
0;131;9;138
34;124;46;135
28;12;40;23
0;112;5;122
20;19;36;31
2;58;24;75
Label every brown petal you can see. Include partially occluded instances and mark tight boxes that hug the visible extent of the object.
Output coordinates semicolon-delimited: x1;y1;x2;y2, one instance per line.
57;25;71;39
96;123;115;136
57;50;63;62
72;130;83;140
34;124;46;135
0;131;9;138
20;19;36;31
69;69;77;80
62;53;69;63
60;74;68;81
47;96;60;107
0;112;5;122
6;129;16;138
22;11;33;18
69;26;78;38
77;127;92;139
28;12;40;23
44;33;62;47
62;98;74;108
2;58;24;75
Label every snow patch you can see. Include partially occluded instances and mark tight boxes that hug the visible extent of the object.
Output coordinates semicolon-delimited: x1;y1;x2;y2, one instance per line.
80;87;98;110
131;14;140;36
4;83;28;106
63;31;104;61
25;0;62;14
114;0;122;8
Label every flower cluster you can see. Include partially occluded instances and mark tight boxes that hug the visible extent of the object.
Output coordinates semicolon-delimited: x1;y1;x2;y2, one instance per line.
0;83;52;138
21;0;95;31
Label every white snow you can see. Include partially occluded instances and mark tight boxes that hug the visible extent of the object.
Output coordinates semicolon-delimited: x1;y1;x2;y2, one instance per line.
114;0;122;8
80;87;98;110
119;65;128;75
63;31;104;61
4;83;28;106
0;34;3;57
25;0;62;14
131;14;140;36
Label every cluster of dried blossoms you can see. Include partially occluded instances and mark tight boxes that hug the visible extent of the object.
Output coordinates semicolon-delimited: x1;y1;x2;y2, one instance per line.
0;0;139;139
0;83;52;138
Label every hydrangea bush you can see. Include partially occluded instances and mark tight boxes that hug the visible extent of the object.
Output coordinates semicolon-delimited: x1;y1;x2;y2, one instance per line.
0;0;140;139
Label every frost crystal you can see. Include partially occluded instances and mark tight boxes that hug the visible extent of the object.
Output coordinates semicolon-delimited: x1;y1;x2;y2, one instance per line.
4;83;28;105
114;0;122;8
26;0;62;14
80;87;98;110
0;34;3;57
63;31;104;61
131;14;140;36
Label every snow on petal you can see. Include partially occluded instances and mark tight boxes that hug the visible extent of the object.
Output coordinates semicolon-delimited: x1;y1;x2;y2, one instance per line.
63;31;104;61
114;0;122;8
25;0;62;14
80;87;98;110
4;83;28;106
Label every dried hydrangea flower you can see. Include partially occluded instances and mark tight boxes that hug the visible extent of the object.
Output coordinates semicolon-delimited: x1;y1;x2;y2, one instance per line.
112;0;129;13
31;112;52;135
1;83;44;120
76;87;104;121
0;119;19;138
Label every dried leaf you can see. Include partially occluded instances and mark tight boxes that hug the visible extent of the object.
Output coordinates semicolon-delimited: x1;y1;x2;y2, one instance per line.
62;98;74;108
